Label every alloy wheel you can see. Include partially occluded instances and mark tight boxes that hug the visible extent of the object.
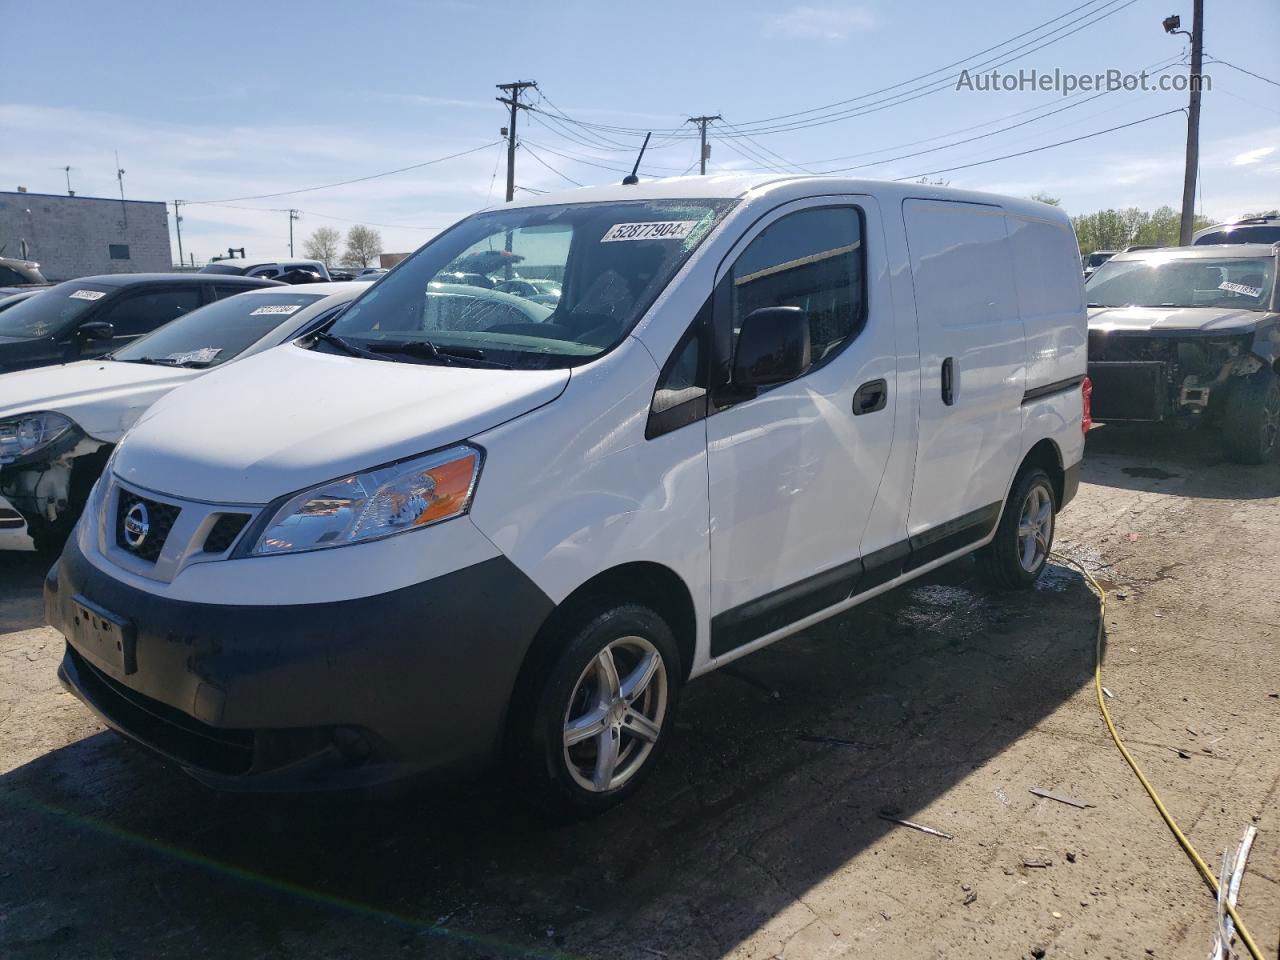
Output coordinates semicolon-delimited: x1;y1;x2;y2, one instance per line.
562;635;668;793
1016;483;1053;573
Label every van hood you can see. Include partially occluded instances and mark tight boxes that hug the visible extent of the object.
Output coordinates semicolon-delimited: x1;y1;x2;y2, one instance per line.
0;359;197;442
113;344;570;503
1087;305;1268;334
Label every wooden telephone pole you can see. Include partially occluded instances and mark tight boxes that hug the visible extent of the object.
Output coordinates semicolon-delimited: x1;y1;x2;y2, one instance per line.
496;81;537;202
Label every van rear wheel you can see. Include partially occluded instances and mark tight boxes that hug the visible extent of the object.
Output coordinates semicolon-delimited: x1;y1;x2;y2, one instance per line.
520;602;680;816
976;467;1056;590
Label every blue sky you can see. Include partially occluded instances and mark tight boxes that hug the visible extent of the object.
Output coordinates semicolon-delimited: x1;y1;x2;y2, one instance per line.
2;0;1276;263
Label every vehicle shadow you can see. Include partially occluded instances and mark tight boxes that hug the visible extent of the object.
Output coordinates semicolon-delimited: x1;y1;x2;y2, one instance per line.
1083;423;1280;500
0;549;51;633
0;558;1101;960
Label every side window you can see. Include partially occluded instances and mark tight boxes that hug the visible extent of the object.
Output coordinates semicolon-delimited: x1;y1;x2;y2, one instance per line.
0;266;24;284
212;284;252;301
730;206;865;366
248;267;279;278
96;287;204;337
646;297;710;440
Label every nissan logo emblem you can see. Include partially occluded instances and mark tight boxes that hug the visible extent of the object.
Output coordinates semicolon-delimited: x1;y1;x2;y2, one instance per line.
123;501;150;549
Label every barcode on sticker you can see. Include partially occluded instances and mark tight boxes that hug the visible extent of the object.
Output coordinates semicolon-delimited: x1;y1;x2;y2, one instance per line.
69;289;106;301
249;304;304;316
601;221;698;242
1219;280;1263;298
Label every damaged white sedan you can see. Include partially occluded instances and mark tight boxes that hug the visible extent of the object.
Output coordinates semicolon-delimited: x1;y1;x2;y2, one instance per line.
0;282;366;551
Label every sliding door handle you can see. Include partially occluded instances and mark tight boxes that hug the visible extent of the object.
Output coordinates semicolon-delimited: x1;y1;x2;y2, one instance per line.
941;357;956;406
852;378;888;415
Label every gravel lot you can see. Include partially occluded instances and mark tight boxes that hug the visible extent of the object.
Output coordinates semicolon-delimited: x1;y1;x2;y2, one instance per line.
2;425;1277;960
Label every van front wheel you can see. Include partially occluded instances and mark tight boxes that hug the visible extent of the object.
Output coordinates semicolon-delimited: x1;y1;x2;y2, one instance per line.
975;467;1056;590
522;602;680;815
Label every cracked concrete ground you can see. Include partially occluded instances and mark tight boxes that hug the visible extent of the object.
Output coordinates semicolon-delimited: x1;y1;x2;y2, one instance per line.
1;424;1278;960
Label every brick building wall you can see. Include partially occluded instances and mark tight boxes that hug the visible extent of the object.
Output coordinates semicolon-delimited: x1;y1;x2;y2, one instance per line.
0;191;172;281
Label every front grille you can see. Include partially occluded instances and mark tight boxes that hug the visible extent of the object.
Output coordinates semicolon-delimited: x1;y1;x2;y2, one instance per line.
68;646;255;775
115;489;181;563
1088;332;1175;363
203;513;250;553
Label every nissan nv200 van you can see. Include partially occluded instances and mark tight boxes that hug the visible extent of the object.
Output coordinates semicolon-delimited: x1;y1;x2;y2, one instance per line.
46;176;1088;813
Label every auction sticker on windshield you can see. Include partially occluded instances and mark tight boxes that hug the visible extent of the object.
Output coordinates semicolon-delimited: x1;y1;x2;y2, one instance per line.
68;289;107;301
250;304;304;316
1220;280;1263;298
602;221;699;242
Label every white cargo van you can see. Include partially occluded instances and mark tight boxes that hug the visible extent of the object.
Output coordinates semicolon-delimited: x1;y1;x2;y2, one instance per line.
46;176;1088;812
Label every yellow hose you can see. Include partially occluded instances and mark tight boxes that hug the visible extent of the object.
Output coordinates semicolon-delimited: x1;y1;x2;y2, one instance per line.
1051;553;1263;960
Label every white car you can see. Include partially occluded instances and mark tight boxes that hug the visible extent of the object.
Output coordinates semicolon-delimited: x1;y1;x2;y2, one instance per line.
0;282;365;551
46;177;1087;812
200;258;332;281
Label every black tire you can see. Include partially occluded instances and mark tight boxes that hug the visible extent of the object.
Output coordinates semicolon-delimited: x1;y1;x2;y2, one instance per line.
1221;369;1280;465
518;601;681;816
975;467;1056;591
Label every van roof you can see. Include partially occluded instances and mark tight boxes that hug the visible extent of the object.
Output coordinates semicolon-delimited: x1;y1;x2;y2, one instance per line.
482;174;1066;219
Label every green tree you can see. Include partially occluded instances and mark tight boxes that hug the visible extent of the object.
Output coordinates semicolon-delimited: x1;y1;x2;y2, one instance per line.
1028;192;1061;206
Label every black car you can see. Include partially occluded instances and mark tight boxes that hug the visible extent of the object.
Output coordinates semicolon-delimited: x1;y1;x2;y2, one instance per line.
0;273;281;374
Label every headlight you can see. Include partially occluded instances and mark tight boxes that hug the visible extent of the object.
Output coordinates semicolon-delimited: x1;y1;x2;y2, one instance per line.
248;444;482;556
0;412;75;465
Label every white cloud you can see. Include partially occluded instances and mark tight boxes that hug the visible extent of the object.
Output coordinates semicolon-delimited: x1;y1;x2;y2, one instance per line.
1232;146;1275;166
764;5;877;42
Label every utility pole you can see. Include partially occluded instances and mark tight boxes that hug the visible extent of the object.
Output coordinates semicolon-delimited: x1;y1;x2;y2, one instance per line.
115;151;128;229
64;166;74;196
687;115;721;175
496;81;537;202
289;208;300;256
173;200;184;267
1165;3;1203;245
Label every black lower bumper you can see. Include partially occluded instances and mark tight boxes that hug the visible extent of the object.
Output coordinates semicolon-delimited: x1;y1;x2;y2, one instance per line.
47;536;554;791
1087;361;1168;422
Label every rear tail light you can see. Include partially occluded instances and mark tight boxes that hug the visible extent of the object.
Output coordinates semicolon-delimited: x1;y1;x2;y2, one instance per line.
1081;376;1094;434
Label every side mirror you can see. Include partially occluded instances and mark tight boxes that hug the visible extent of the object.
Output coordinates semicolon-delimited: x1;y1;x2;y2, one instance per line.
76;321;116;342
732;306;811;388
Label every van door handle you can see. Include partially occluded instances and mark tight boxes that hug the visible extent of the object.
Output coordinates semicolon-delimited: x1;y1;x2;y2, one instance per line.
941;357;956;406
852;378;888;415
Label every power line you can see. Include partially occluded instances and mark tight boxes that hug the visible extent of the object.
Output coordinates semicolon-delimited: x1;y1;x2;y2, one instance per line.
186;141;502;204
536;0;1137;139
897;108;1184;180
519;142;584;187
1204;57;1280;89
194;202;443;231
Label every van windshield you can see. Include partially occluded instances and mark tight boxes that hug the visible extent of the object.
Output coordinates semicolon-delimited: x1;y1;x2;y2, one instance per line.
324;198;735;368
1086;256;1275;310
0;282;116;340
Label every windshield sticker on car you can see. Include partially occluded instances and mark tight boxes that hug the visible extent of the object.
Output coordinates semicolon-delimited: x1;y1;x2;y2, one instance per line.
601;221;700;243
163;347;222;364
249;304;305;316
68;289;106;301
1219;280;1263;298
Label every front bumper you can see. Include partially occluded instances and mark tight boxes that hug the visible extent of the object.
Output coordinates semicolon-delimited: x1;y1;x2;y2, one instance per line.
47;534;554;791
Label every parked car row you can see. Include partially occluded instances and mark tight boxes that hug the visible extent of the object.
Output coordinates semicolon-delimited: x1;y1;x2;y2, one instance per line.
4;177;1275;817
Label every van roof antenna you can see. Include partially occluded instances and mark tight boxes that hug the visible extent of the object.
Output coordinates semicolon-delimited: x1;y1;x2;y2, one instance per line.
622;133;651;185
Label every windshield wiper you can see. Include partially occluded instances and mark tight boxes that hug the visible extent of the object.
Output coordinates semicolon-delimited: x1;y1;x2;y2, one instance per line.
309;330;386;360
367;339;512;369
115;356;213;368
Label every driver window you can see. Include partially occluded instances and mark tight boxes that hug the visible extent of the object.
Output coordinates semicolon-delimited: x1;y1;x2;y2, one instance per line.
95;287;204;337
730;206;866;367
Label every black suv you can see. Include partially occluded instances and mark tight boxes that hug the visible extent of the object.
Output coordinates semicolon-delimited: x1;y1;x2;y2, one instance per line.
0;273;281;374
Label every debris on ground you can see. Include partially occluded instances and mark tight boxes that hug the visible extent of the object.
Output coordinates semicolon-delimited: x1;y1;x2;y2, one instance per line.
877;812;953;840
1066;851;1077;863
1029;787;1092;809
963;892;977;906
1023;858;1053;868
796;733;873;748
1209;825;1258;960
